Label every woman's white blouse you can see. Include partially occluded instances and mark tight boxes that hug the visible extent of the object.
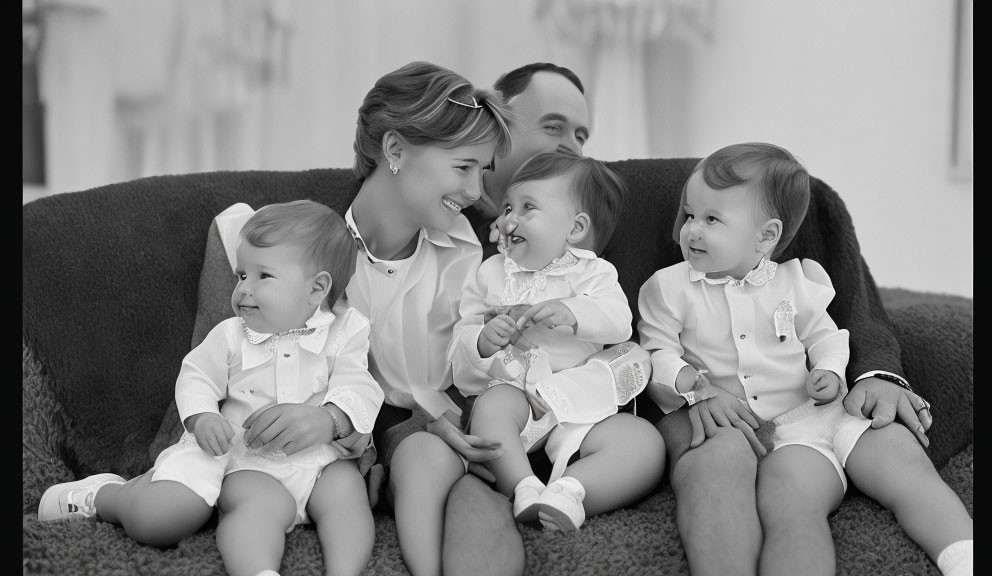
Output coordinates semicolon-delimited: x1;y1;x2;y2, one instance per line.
342;207;482;419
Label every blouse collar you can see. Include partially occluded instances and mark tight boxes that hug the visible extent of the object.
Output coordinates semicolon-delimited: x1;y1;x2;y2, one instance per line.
344;206;475;262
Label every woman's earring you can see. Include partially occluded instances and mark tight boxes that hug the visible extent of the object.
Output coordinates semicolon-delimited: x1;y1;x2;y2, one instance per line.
389;163;399;175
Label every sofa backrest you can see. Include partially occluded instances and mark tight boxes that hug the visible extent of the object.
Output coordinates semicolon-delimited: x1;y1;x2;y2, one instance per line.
22;158;868;474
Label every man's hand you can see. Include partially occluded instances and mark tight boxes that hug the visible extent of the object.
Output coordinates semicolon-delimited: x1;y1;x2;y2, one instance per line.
515;300;577;333
843;376;932;448
190;413;236;456
806;369;841;406
687;386;765;458
242;403;334;455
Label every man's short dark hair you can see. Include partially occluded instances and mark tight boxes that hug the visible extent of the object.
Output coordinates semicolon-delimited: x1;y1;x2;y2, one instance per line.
494;63;585;101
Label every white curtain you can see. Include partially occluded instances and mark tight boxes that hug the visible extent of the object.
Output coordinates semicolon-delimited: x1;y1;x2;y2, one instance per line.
37;0;291;194
35;0;709;195
534;0;712;162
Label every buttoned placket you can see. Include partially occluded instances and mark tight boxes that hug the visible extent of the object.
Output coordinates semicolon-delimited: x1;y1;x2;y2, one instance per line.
274;335;301;404
726;283;761;404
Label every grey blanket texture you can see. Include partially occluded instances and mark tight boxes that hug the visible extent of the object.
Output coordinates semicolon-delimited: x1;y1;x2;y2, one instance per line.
22;160;972;575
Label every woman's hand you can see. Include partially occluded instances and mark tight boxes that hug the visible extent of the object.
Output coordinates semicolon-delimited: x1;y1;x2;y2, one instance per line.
425;411;503;482
189;413;235;456
242;403;334;455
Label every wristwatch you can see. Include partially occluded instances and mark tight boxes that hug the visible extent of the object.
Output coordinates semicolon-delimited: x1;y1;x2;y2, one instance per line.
861;371;914;394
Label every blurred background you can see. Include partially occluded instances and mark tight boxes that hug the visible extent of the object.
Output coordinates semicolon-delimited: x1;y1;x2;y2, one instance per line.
22;0;972;297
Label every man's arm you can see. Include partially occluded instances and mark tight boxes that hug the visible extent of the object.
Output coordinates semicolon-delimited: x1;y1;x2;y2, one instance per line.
783;179;931;442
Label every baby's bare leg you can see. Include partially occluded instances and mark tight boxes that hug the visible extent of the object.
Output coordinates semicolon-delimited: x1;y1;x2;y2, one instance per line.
845;424;973;561
563;412;666;516
307;459;373;576
216;470;296;576
756;445;844;576
469;384;534;496
95;472;214;548
389;431;467;576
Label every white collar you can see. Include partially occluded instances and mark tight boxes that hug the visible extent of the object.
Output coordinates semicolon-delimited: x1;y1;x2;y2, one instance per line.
688;257;778;287
502;246;596;276
500;247;596;303
239;307;336;369
344;206;476;262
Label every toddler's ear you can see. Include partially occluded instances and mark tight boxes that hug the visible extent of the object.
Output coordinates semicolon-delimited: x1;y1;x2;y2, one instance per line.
756;218;782;254
309;271;332;306
567;212;592;248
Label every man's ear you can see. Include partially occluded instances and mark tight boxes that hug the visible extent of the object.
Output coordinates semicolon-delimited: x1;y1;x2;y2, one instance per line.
381;131;405;170
756;218;782;254
567;212;592;247
309;271;332;307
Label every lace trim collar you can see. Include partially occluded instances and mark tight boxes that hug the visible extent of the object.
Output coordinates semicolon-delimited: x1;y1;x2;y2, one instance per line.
239;307;335;369
688;257;777;287
501;247;595;304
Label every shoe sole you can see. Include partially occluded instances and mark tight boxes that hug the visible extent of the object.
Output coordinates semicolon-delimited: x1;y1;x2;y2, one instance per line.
38;473;125;521
514;500;541;524
536;498;582;531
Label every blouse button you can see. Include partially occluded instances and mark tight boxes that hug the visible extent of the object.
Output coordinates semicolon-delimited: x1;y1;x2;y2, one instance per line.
739;334;746;339
387;268;395;275
752;395;758;400
284;353;291;358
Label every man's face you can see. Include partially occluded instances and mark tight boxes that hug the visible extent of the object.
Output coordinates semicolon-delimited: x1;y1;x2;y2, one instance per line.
482;71;590;215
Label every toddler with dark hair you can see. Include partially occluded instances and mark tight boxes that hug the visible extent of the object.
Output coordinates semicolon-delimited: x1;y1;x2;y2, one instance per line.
449;151;654;532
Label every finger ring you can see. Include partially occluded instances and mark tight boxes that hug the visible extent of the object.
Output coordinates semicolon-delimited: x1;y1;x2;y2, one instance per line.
916;398;931;413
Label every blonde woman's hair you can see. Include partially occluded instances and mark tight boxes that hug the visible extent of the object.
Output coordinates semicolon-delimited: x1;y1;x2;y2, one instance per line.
353;61;512;180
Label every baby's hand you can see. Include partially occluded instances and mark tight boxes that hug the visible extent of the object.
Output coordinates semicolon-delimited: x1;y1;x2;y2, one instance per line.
807;369;841;406
515;300;577;333
192;413;236;456
479;314;518;358
483;304;530;325
525;388;552;420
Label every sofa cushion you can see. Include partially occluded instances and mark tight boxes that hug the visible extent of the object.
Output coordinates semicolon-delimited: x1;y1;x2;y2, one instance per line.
148;218;239;462
23;168;361;477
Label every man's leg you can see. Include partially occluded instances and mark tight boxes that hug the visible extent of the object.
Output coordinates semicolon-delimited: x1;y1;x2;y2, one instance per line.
657;408;761;576
443;474;524;576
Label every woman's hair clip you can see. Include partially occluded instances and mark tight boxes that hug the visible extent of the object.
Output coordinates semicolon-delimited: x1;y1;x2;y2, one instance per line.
447;96;482;109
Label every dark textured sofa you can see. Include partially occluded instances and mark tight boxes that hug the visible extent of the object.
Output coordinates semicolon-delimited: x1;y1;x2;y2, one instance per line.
22;158;973;575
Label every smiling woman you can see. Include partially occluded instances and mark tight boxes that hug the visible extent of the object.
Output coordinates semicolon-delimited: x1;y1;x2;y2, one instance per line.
204;61;523;576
